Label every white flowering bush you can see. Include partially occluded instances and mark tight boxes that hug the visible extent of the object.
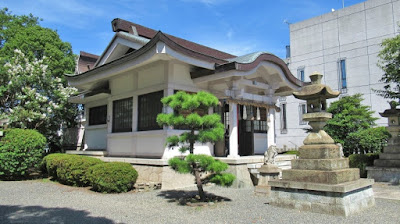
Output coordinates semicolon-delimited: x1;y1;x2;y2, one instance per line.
1;49;78;149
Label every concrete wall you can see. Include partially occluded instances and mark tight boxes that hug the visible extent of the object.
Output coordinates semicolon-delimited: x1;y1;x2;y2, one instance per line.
277;0;400;148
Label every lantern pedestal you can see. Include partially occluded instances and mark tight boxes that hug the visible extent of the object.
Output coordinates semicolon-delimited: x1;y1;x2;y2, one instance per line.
268;72;374;216
367;103;400;184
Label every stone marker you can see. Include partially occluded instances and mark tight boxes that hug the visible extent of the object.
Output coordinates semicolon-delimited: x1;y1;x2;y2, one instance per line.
367;102;400;184
268;72;375;216
255;145;281;195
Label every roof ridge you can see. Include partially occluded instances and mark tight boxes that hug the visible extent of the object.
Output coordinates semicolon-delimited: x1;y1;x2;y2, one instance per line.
111;18;236;60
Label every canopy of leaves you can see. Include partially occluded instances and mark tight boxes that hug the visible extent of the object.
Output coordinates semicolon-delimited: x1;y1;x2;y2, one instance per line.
376;29;400;101
347;127;390;154
157;91;224;152
324;94;381;155
168;154;235;187
0;8;78;150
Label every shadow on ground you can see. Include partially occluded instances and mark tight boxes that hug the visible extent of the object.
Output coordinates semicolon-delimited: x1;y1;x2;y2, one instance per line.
0;205;114;224
157;190;232;205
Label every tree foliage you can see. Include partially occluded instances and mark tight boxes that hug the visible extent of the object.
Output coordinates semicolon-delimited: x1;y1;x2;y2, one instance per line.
2;49;77;148
0;8;78;150
0;128;46;179
324;94;386;155
157;91;235;201
347;127;390;154
376;28;400;102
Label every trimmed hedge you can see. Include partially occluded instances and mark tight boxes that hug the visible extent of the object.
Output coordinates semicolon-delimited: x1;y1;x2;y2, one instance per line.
56;155;103;186
87;162;138;193
349;153;379;178
42;153;103;186
41;153;70;178
0;128;46;179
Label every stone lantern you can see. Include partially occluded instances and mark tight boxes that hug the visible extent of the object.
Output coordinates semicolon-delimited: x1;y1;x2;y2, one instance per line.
292;72;339;145
268;72;375;216
367;101;400;183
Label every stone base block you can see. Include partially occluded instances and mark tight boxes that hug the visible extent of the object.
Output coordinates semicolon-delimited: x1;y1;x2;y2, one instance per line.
374;159;400;167
380;153;400;160
269;185;375;216
384;145;400;154
299;144;340;159
366;166;400;184
292;158;349;170
255;185;271;196
282;169;359;184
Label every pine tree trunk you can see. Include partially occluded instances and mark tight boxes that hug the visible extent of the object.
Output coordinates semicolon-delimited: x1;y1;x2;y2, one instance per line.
193;164;206;201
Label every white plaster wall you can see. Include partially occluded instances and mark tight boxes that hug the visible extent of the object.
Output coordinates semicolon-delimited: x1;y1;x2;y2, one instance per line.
138;63;164;89
280;0;400;148
85;100;109;150
110;71;135;95
107;133;136;156
172;63;193;86
254;133;268;155
85;126;107;150
135;130;166;158
161;130;213;159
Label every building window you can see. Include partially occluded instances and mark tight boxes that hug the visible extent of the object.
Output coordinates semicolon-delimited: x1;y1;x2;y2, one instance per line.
138;91;163;131
299;104;307;125
89;105;107;126
280;103;287;134
339;59;347;92
297;67;305;82
254;107;268;133
112;98;133;133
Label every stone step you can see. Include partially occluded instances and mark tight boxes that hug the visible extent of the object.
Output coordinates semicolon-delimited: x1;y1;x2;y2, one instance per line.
374;159;400;167
299;144;340;159
384;145;400;154
292;158;349;170
379;153;400;160
282;168;359;184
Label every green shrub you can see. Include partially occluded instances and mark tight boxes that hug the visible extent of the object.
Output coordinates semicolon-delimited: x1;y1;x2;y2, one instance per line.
87;162;138;193
55;155;103;186
346;127;390;154
349;153;379;178
0;128;46;179
41;153;70;178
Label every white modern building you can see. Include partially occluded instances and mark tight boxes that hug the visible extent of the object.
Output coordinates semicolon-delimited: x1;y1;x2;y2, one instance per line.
276;0;400;149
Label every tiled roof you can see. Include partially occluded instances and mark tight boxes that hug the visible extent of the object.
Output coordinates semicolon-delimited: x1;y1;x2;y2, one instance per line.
77;51;99;74
111;18;236;60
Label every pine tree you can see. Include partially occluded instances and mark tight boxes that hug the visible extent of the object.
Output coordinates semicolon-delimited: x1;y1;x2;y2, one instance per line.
157;91;235;201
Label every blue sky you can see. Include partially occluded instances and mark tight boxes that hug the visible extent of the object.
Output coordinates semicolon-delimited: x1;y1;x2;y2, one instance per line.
2;0;365;59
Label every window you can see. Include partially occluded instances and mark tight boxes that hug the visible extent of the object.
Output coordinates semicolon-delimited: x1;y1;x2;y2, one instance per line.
280;103;287;134
89;105;107;126
254;107;268;133
297;67;305;82
339;59;347;92
138;91;163;131
299;104;307;125
112;98;133;133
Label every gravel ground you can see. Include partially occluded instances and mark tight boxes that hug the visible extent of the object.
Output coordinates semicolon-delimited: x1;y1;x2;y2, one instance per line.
0;180;399;224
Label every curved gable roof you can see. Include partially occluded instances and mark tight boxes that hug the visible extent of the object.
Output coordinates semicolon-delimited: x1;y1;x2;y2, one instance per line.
112;18;236;60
